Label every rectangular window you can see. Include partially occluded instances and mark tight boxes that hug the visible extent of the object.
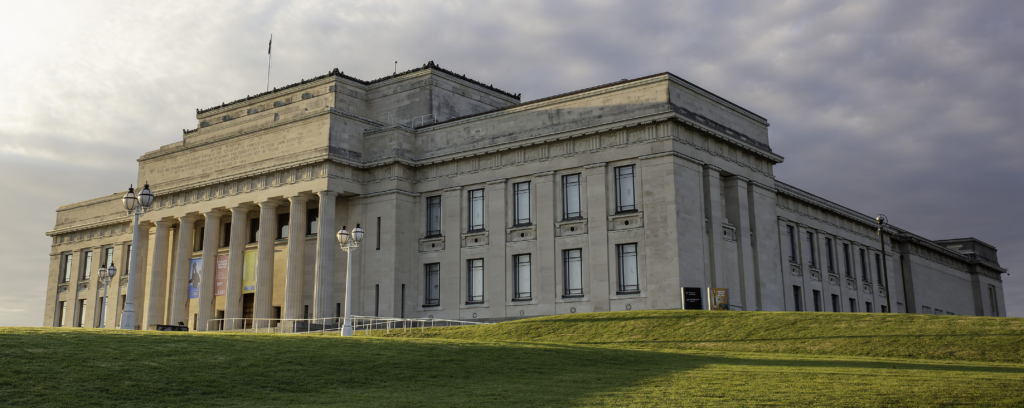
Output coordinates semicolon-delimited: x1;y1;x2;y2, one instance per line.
513;182;531;226
831;294;840;312
124;245;131;275
807;232;816;268
57;301;67;327
614;165;636;213
249;218;260;243
82;251;93;280
843;243;852;278
934;308;943;315
562;174;582;219
468;189;485;231
513;254;532;300
989;285;999;317
62;254;73;282
77;299;87;327
563;249;583;297
825;238;834;273
881;305;888;313
849;298;858;313
195;227;205;252
336;303;341;318
922;305;932;314
467;259;484;303
103;247;114;270
793;286;803;311
616;243;639;293
812;290;822;312
875;253;884;286
426;196;442;237
306;208;319;236
859;248;868;282
376;217;381;250
865;302;873;313
277;213;290;239
424;263;440;306
787;225;796;263
222;223;232;247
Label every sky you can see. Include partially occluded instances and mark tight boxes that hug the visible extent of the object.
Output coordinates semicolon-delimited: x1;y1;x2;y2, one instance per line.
1;0;1021;326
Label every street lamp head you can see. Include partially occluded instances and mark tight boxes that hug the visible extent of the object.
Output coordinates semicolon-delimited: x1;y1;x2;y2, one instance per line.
99;264;107;277
352;224;364;243
337;226;350;245
876;214;888;226
107;263;117;277
122;185;137;212
138;182;154;209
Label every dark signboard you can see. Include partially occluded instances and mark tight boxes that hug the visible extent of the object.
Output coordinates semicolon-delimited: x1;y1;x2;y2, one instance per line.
155;325;189;332
682;287;702;310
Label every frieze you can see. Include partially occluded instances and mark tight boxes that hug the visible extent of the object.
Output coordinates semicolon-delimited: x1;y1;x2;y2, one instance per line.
906;242;969;273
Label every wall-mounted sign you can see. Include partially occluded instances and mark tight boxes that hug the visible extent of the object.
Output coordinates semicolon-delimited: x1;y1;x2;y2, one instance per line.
708;288;728;310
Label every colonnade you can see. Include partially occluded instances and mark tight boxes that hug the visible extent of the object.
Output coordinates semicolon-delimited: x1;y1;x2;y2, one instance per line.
142;190;340;331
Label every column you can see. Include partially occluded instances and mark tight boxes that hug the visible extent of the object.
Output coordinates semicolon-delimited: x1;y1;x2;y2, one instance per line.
254;200;279;328
225;205;249;329
283;196;309;321
144;220;172;328
197;211;223;331
748;181;783;311
723;176;756;311
313;191;338;319
169;215;197;326
533;172;556;313
702;165;726;291
485;179;507;318
584;163;611;312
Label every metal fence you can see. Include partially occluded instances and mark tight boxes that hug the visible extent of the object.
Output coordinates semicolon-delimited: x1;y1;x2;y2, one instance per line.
204;315;486;335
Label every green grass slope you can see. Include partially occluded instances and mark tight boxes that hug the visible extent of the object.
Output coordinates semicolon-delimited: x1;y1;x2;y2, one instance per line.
2;311;1023;407
384;310;1024;362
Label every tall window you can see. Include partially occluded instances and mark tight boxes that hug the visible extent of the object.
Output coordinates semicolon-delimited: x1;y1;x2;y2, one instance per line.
614;165;636;213
62;254;73;282
843;243;852;278
563;249;583;297
859;248;869;282
865;302;873;313
277;213;290;239
468;189;485;232
77;299;87;327
806;232;816;268
57;301;67;327
793;286;803;311
562;174;582;219
82;250;93;280
513;182;531;226
849;298;858;312
787;225;796;263
426;196;442;237
222;223;232;247
424;263;440;306
988;285;999;317
195;227;206;252
467;259;484;303
123;245;131;275
103;247;114;270
812;290;822;312
875;253;884;286
306;208;319;236
249;218;260;243
616;243;639;293
831;294;840;312
825;238;835;273
513;254;532;300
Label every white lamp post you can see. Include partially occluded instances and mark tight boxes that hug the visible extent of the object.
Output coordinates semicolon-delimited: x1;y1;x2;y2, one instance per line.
98;263;116;328
119;182;154;330
336;224;364;336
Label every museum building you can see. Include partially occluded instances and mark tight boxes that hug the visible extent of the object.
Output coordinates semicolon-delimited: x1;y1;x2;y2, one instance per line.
43;62;1008;330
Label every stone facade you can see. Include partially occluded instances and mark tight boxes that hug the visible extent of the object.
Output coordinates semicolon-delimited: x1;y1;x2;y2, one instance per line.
43;62;1008;329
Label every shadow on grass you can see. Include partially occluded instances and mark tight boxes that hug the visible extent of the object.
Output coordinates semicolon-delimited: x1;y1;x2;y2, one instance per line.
1;329;1022;407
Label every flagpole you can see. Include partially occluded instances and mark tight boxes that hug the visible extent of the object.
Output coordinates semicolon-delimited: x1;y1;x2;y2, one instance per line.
266;34;272;92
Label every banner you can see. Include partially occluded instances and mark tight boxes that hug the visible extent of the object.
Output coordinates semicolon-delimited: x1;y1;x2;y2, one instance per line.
708;288;728;310
243;250;257;294
214;254;229;296
188;258;202;299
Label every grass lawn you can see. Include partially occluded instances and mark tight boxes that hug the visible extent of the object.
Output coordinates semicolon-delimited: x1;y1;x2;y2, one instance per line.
2;310;1023;406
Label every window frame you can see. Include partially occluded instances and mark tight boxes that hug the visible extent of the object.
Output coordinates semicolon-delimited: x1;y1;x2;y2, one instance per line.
222;222;232;248
787;225;797;263
614;165;637;213
859;248;869;282
77;299;87;327
825;238;835;273
467;189;485;232
249;218;260;243
513;254;532;300
277;213;290;240
843;243;852;278
424;263;440;306
57;301;67;327
616;243;640;294
875;253;884;286
81;250;93;280
562;173;582;220
793;285;803;312
466;259;484;304
563;248;584;297
513;182;531;226
806;232;816;268
306;208;319;236
426;196;442;237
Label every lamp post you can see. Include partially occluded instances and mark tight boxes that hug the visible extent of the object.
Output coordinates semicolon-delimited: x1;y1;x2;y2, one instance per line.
336;224;364;336
876;214;892;313
119;183;154;329
98;263;116;328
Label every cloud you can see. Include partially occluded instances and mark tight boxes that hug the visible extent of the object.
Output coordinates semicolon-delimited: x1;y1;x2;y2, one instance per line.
1;0;1022;326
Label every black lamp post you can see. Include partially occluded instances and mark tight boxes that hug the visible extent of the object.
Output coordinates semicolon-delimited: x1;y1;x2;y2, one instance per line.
876;214;892;313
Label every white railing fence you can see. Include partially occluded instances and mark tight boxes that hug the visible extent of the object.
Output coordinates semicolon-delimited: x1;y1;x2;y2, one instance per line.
204;315;486;335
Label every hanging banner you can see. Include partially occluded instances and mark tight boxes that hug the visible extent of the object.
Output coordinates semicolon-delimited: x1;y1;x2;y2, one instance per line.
188;258;202;299
708;288;729;310
243;250;257;294
215;254;229;296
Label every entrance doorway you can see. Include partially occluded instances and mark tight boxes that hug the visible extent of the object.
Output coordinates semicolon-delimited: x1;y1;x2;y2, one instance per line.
242;294;254;328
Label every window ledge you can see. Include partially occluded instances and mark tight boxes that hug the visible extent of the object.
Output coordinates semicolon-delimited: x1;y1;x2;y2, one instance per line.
616;290;641;295
421;304;441;309
464;301;484;305
511;297;532;302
